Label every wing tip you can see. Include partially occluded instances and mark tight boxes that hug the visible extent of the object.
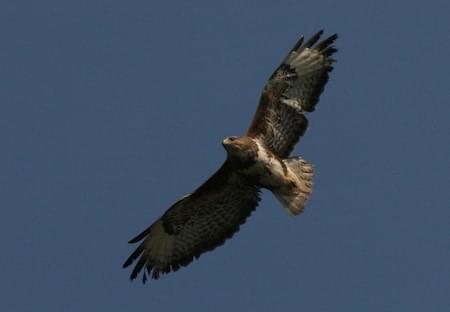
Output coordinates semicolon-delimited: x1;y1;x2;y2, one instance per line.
122;244;144;268
290;34;305;52
314;31;338;55
122;260;131;269
128;256;147;281
304;30;324;48
289;30;338;58
127;226;151;244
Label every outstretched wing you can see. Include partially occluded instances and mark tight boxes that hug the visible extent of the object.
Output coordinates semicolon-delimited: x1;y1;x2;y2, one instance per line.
247;30;338;158
123;163;261;282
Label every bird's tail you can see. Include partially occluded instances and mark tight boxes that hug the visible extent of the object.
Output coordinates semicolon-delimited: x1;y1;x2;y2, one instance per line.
273;157;314;215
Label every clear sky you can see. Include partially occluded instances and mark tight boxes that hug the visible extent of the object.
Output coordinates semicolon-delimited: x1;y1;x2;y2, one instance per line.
1;1;449;311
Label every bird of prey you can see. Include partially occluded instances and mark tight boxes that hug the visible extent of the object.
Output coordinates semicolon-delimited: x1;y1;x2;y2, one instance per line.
123;30;338;282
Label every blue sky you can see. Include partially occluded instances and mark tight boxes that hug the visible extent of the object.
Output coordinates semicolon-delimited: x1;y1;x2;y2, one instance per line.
1;1;449;311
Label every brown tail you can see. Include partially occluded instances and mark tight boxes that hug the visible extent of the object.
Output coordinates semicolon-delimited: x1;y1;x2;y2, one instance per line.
274;157;314;215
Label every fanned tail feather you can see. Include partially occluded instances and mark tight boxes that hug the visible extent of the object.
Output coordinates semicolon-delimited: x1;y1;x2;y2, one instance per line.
274;157;314;215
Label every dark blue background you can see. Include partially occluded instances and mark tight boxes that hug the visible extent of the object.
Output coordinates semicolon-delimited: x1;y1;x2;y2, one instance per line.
1;1;449;311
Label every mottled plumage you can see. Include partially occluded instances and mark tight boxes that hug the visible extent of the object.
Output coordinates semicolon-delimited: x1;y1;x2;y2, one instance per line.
123;30;337;281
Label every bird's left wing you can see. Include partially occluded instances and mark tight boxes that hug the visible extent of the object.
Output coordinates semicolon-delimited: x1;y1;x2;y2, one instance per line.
247;30;337;158
123;163;260;282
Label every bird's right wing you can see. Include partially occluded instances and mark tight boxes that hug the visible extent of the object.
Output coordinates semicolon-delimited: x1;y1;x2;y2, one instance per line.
247;31;337;158
123;163;261;282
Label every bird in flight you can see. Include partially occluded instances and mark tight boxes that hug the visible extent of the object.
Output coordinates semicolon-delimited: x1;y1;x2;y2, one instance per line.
123;30;338;282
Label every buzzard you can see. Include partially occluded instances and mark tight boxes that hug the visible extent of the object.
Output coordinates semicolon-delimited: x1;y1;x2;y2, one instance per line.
123;30;338;282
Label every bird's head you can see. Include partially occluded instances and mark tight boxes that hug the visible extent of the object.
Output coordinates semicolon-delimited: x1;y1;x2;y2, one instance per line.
222;136;242;152
222;136;258;163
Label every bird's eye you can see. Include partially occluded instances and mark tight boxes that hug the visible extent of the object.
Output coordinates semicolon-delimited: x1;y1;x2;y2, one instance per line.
229;137;235;141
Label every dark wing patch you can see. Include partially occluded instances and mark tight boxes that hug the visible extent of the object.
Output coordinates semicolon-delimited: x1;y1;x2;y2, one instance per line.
123;163;261;282
247;30;338;157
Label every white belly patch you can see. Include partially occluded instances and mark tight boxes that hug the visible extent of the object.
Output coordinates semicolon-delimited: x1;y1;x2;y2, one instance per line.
240;141;292;189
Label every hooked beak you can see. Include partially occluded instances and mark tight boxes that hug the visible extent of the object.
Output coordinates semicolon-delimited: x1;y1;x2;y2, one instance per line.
223;136;236;143
222;136;239;149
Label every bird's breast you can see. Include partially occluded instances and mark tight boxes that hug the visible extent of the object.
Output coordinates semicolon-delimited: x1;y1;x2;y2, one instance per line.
236;143;289;189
